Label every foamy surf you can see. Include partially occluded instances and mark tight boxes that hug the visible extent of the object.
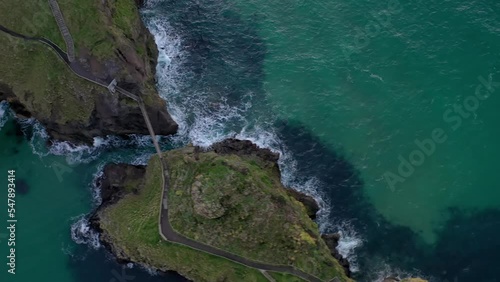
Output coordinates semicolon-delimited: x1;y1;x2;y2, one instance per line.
70;215;101;250
0;101;9;129
142;1;364;274
90;167;104;205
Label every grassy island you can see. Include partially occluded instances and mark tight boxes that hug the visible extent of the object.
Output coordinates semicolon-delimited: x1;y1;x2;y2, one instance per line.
95;143;352;282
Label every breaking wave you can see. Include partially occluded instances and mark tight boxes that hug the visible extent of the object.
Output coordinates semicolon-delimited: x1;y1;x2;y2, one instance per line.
70;215;101;250
0;101;9;129
142;1;363;273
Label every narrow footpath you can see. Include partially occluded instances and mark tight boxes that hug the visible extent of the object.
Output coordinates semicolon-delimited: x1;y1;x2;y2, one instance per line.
0;3;345;281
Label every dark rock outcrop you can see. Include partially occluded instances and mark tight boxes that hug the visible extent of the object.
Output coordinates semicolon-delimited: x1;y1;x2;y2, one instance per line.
96;163;146;206
322;233;352;277
286;188;320;220
210;139;279;164
90;163;147;264
0;0;178;145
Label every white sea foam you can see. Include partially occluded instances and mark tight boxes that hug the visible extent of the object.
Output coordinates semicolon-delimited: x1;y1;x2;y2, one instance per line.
143;5;364;273
15;118;51;157
68;167;107;248
0;101;9;130
90;167;104;206
143;10;186;99
20;118;156;164
70;215;101;250
129;152;153;166
48;136;133;164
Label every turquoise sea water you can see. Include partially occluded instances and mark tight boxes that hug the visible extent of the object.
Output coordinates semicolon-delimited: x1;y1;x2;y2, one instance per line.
2;0;500;281
0;103;186;282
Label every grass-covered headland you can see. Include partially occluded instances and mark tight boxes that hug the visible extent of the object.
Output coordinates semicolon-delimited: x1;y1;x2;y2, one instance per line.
93;140;353;282
0;0;177;144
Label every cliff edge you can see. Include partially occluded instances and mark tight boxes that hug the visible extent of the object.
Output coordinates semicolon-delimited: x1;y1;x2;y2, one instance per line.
0;0;177;144
91;139;352;282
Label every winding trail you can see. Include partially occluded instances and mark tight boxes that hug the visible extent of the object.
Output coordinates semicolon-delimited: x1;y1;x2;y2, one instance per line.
157;156;325;282
0;3;345;281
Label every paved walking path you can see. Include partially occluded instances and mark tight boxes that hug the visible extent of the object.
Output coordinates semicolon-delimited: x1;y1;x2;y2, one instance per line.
157;156;324;282
0;4;344;281
0;24;69;63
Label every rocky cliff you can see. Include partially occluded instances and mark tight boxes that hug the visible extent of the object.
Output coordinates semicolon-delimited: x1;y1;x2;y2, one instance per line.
0;0;177;144
90;139;352;282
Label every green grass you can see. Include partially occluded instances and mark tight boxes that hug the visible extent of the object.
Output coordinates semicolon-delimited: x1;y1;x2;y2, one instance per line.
0;0;65;46
111;0;141;39
100;157;279;282
58;0;116;58
0;36;97;123
98;148;352;281
165;147;350;281
0;0;94;125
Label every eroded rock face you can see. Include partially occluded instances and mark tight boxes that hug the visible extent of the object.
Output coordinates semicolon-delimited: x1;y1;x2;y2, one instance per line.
322;233;352;277
191;174;226;219
97;163;146;205
285;188;320;220
210;139;280;165
384;278;428;282
0;0;178;145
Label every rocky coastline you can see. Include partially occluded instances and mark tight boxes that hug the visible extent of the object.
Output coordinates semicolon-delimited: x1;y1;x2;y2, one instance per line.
0;1;430;281
89;139;353;281
0;0;177;145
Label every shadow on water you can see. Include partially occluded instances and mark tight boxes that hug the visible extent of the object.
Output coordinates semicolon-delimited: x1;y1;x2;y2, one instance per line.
361;208;500;282
276;120;500;282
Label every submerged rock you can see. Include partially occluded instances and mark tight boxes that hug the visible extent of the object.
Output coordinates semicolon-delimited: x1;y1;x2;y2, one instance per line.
15;179;30;195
